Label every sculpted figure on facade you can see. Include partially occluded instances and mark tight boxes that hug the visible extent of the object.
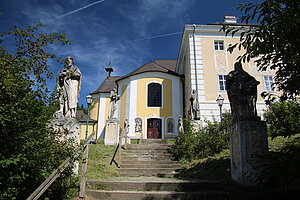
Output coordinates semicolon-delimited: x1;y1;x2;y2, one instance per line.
178;115;184;133
134;118;142;133
55;56;82;118
108;88;120;119
189;90;200;120
226;62;260;121
167;118;174;133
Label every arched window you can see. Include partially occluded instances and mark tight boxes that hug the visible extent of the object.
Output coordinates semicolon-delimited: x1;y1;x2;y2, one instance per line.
134;117;143;133
147;83;162;107
166;118;175;133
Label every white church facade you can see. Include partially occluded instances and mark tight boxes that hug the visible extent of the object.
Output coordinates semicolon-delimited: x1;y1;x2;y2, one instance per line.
80;16;278;142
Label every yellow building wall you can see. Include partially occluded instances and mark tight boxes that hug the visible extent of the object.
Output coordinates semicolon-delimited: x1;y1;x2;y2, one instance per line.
201;36;276;102
105;96;110;124
80;124;96;140
120;84;127;132
136;77;173;135
89;97;99;137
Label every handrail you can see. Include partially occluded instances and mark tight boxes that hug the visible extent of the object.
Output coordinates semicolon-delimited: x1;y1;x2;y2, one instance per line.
27;132;95;200
79;132;95;199
110;120;129;167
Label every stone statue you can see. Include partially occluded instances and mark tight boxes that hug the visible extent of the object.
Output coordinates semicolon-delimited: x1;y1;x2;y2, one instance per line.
178;115;184;133
167;119;174;133
55;56;82;118
134;118;142;133
226;62;260;121
189;90;200;120
108;88;120;119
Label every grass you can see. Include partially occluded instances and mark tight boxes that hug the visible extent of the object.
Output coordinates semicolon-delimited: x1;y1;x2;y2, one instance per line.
86;143;119;180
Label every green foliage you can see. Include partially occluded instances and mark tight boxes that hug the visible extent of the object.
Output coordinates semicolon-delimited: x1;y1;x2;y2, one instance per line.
264;101;300;138
172;114;232;163
222;0;300;100
0;24;77;199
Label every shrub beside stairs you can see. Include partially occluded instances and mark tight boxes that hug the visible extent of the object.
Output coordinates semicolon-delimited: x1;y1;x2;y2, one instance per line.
85;139;225;200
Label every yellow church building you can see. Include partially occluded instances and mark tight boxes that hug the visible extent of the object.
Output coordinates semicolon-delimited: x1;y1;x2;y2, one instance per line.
81;16;278;142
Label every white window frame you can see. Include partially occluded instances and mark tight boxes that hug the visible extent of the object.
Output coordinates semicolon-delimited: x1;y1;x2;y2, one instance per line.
218;74;227;91
146;81;163;108
263;75;275;92
214;40;225;51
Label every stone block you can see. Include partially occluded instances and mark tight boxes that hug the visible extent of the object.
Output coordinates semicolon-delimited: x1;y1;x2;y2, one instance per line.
104;118;119;145
230;120;268;187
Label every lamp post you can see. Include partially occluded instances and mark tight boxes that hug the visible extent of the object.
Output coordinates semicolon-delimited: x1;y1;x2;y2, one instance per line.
216;95;224;121
85;94;93;139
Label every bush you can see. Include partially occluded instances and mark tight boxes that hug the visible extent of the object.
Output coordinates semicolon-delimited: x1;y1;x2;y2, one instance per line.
172;114;231;162
264;101;300;138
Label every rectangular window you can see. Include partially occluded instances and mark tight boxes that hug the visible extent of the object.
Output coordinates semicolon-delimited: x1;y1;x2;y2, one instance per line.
218;75;227;91
263;75;275;92
214;41;224;51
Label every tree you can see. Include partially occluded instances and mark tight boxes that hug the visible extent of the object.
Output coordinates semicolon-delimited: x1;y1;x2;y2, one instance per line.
223;0;300;100
0;23;76;199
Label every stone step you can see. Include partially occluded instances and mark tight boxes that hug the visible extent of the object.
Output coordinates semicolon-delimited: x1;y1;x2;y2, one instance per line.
140;139;167;144
122;149;171;154
87;180;224;192
86;190;225;200
120;160;179;165
120;163;181;168
121;156;175;162
127;144;172;150
120;172;178;178
119;168;180;177
121;153;173;159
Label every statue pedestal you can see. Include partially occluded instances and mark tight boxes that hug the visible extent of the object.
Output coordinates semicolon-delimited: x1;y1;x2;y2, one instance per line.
48;117;81;174
191;120;201;133
104;118;120;145
230;120;268;187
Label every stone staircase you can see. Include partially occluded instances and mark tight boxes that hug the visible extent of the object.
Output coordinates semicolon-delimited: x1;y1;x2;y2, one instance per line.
119;139;180;178
85;139;225;200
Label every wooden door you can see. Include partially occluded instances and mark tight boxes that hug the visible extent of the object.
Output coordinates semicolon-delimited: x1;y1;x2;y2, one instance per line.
147;118;162;139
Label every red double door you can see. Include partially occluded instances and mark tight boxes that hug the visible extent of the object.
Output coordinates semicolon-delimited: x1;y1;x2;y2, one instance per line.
147;118;162;139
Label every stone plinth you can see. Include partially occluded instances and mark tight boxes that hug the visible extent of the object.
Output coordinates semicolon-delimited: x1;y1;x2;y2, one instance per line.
48;117;81;174
191;121;201;133
104;118;120;145
48;117;81;145
230;120;268;187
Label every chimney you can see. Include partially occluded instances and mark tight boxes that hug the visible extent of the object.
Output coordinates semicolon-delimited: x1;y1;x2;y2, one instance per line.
224;15;238;24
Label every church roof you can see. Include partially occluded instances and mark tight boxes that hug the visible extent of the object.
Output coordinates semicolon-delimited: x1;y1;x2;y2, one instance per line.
76;110;97;123
117;60;178;81
91;76;120;94
92;60;178;94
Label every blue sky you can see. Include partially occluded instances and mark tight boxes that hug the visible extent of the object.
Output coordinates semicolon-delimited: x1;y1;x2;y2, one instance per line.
0;0;261;107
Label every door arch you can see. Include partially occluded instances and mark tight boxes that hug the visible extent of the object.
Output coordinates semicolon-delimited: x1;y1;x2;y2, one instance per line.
147;118;162;139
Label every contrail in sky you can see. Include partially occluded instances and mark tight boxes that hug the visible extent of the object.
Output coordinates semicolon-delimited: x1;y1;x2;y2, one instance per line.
62;31;183;54
133;32;183;41
50;0;105;22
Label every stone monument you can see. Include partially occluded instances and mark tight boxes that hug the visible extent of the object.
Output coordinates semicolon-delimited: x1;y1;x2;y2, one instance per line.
48;56;82;174
189;90;201;132
104;88;120;145
178;115;184;133
189;89;200;120
226;62;268;187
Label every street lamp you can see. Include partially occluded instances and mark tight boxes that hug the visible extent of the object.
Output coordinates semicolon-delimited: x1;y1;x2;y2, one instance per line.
85;94;93;139
216;95;224;121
